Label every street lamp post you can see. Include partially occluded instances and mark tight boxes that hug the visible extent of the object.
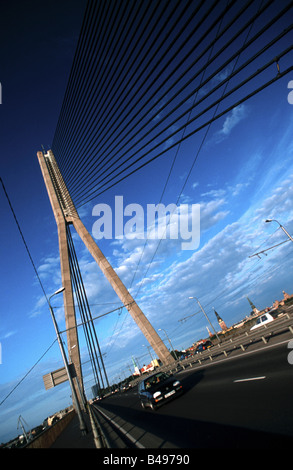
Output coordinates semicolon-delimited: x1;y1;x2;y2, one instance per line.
48;287;87;436
265;219;293;242
189;296;220;342
158;328;178;360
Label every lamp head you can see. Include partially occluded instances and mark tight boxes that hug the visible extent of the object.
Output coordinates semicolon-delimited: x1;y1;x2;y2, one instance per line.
54;287;65;295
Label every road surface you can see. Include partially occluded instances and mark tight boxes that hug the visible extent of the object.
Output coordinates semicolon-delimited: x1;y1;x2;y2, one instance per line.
94;339;293;448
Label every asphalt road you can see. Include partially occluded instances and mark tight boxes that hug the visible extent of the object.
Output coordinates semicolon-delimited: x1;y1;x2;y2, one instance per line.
95;339;293;448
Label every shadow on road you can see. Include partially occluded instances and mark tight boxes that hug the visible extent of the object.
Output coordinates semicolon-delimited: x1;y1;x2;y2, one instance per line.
97;398;293;449
96;368;293;449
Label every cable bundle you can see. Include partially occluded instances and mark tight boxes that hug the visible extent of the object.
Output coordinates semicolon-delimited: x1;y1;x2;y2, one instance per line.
51;0;293;208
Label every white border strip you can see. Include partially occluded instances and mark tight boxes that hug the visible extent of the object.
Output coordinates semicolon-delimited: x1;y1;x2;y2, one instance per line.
96;406;145;449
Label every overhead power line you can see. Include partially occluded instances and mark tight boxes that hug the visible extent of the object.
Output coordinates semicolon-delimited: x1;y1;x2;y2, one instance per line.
0;177;49;305
0;339;57;407
249;239;290;258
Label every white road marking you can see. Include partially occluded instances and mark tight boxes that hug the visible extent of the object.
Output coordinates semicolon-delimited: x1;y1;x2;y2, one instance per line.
95;406;145;448
234;376;266;383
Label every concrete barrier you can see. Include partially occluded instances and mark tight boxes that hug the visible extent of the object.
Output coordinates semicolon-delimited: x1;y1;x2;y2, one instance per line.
26;410;76;448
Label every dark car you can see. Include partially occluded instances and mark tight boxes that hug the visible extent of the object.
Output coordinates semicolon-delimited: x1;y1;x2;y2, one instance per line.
138;372;183;410
195;340;212;353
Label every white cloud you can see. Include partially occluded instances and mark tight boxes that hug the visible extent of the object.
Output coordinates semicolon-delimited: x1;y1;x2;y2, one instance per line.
201;188;226;198
208;104;249;146
96;192;230;294
29;295;48;318
228;182;250;197
115;172;293;337
200;198;229;231
254;175;293;224
219;104;247;136
38;256;60;273
0;330;17;340
213;65;234;84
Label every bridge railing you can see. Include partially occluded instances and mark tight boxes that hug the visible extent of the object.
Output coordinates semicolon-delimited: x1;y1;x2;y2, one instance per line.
162;312;293;374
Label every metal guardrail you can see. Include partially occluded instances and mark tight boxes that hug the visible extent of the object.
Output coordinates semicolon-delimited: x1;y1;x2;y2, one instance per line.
163;312;293;373
88;403;110;448
128;312;293;387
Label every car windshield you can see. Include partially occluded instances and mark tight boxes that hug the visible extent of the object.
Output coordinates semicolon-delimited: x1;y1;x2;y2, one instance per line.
144;373;169;389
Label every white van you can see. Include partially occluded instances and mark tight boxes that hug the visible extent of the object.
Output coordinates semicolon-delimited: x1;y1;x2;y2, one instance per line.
250;313;274;331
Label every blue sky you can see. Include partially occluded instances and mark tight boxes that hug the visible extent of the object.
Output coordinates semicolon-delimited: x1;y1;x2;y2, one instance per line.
1;0;293;444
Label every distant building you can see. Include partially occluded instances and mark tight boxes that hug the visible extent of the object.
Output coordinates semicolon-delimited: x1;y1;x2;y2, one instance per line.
206;326;213;338
132;356;141;376
213;308;228;331
273;290;293;308
246;296;259;315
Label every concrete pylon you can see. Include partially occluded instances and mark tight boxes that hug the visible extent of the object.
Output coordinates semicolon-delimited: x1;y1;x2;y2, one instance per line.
37;150;84;408
37;150;175;367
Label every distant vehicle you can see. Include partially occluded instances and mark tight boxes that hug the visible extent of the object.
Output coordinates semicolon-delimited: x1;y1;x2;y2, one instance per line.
179;352;191;361
250;313;274;330
138;372;183;410
194;340;213;353
93;395;103;402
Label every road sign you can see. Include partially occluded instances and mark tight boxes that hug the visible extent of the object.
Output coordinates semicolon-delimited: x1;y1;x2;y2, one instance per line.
43;364;76;390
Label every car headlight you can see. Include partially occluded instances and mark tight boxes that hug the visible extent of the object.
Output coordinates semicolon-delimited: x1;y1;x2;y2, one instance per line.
153;391;161;399
173;381;180;387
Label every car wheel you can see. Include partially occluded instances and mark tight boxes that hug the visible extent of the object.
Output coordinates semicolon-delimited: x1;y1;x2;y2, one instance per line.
141;401;145;409
150;402;156;411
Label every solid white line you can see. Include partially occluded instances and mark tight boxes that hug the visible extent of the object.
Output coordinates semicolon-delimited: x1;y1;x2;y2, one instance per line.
96;406;145;448
234;376;266;383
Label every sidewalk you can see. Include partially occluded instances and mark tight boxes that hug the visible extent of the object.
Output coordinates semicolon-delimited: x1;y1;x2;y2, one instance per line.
50;412;96;448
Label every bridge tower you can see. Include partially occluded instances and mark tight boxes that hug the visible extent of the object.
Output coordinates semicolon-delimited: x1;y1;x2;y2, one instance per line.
37;150;175;390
